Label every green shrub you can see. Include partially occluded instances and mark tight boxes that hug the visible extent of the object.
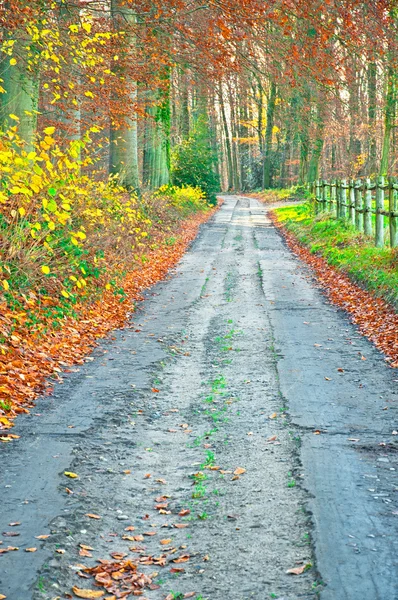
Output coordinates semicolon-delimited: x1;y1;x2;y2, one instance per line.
171;116;220;204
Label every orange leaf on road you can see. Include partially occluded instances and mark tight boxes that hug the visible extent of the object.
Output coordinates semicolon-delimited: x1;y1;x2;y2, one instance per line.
234;467;246;476
72;587;104;598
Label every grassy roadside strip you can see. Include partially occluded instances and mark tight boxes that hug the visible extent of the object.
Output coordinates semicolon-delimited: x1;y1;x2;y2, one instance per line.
0;203;219;437
270;203;398;368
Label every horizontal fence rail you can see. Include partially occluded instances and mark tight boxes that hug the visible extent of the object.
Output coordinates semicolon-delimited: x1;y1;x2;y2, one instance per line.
310;177;398;248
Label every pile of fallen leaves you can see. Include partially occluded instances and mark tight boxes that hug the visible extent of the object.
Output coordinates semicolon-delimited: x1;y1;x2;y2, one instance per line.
0;206;218;437
270;211;398;368
72;559;153;598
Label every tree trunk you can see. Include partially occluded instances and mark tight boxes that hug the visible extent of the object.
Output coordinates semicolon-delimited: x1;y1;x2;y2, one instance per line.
379;65;395;176
0;32;39;150
109;0;139;190
367;60;377;175
219;83;234;190
308;105;325;183
263;80;276;189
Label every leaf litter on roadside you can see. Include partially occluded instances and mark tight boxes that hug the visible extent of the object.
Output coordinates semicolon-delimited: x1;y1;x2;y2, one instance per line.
271;213;398;368
0;208;218;435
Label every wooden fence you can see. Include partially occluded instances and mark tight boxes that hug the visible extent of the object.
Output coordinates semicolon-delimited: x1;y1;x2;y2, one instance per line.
310;177;398;248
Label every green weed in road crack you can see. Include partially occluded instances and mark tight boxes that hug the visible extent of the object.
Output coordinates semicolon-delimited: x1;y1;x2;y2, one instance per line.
200;276;210;298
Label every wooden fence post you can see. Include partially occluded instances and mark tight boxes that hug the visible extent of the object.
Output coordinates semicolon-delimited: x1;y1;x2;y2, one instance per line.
389;177;398;248
375;175;384;248
341;179;347;218
336;180;341;217
364;178;372;236
315;180;321;213
355;179;363;232
322;180;328;211
329;180;335;213
349;180;356;225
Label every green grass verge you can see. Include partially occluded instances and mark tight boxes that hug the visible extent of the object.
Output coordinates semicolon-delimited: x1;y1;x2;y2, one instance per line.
274;202;398;309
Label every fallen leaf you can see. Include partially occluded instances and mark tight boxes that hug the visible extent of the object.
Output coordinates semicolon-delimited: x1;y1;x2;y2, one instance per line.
337;368;344;372
266;435;277;442
8;522;21;527
234;467;246;476
269;413;277;419
72;587;104;598
170;567;185;573
286;563;312;575
125;526;135;531
179;509;190;517
109;551;127;560
144;473;151;479
0;594;6;599
324;377;331;381
160;539;172;545
56;548;65;554
183;594;196;599
35;535;50;540
64;471;78;479
151;388;160;393
85;514;101;520
173;554;190;563
0;546;19;554
25;547;37;552
173;523;188;529
79;548;92;557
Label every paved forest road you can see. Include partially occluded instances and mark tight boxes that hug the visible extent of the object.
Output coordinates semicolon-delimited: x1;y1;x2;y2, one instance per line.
1;196;397;600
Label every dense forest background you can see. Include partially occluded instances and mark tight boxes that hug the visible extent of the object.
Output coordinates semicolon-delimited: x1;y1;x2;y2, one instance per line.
1;0;397;196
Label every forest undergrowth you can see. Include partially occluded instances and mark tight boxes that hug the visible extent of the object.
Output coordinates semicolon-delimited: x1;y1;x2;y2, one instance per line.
0;126;216;437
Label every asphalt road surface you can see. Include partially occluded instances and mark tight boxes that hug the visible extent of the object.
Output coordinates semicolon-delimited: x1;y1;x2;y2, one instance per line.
1;196;397;600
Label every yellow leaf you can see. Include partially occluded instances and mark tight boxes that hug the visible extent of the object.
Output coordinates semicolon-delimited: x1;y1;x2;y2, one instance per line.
41;265;50;275
43;126;55;135
64;471;78;478
18;207;26;217
2;280;10;291
82;22;92;33
69;24;79;33
72;587;104;598
9;58;17;66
